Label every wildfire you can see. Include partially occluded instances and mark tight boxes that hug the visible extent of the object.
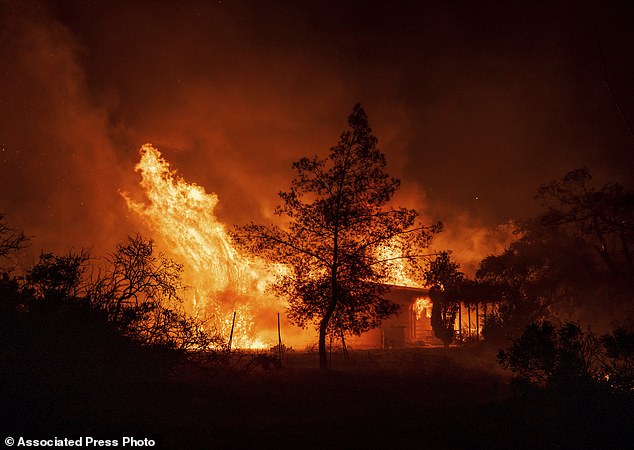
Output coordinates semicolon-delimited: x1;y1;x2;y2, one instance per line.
123;144;279;349
377;240;422;288
122;144;427;350
413;297;432;320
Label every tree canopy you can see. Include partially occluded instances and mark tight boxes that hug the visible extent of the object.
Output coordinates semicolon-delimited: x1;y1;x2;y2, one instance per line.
476;168;634;340
234;104;439;369
536;167;633;276
0;213;28;262
423;251;463;347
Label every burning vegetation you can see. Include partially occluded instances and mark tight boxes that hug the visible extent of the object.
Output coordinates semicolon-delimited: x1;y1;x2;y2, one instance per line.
3;1;634;446
119;109;440;355
1;104;633;449
122;144;284;349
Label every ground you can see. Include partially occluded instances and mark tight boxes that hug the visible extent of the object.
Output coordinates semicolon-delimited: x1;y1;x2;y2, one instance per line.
2;342;632;449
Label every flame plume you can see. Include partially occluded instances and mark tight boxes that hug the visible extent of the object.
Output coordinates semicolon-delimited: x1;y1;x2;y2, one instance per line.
377;241;422;288
122;144;425;349
123;144;277;349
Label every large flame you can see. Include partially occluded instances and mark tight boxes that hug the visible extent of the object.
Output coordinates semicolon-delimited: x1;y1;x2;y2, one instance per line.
413;297;432;320
122;144;425;349
377;240;422;288
123;144;280;349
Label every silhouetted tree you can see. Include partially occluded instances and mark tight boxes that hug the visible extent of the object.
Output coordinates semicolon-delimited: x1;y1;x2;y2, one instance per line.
0;271;29;313
476;223;598;339
89;234;182;323
234;104;439;370
600;322;634;392
0;213;28;260
26;250;90;301
476;168;634;339
424;251;462;347
87;234;221;351
0;217;29;310
498;321;600;391
537;167;634;276
498;320;634;394
279;258;397;357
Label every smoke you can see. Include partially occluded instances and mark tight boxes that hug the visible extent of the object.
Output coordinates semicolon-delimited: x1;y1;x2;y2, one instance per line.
431;216;516;277
0;2;136;260
1;0;633;276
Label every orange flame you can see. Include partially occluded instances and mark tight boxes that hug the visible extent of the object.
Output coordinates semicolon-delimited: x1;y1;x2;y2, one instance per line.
413;297;432;320
122;144;280;349
377;240;422;288
122;144;425;349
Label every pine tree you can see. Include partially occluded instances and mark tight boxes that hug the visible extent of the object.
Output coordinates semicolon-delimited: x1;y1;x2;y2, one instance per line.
234;104;439;369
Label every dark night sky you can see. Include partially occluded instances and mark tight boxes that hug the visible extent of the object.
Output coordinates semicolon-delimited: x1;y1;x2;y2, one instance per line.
1;0;633;273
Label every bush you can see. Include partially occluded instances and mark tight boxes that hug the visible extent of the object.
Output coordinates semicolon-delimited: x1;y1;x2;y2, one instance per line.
498;320;634;394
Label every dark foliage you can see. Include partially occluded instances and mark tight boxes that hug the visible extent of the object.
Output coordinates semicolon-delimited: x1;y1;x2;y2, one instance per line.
476;226;595;339
498;321;596;391
234;105;439;369
476;168;634;341
2;233;224;356
0;213;28;261
1;219;631;448
26;250;90;300
499;320;634;394
601;322;634;392
89;234;182;322
496;321;634;448
424;251;462;347
85;235;223;351
537;167;634;276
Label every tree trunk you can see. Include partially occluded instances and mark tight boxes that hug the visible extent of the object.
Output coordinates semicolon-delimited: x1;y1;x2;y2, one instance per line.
319;299;337;371
340;330;349;362
476;303;479;338
321;219;340;371
467;303;471;338
277;312;283;364
328;334;333;367
593;229;619;274
318;319;329;371
458;302;462;342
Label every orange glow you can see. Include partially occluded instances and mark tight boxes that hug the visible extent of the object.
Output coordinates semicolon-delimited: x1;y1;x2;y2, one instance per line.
377;240;422;288
122;144;426;349
413;297;432;320
123;144;281;349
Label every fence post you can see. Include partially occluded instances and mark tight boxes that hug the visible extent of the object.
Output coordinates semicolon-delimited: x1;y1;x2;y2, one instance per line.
228;311;236;352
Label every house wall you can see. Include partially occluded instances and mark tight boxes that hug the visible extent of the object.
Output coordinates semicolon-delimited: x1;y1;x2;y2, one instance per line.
348;285;440;349
347;286;498;349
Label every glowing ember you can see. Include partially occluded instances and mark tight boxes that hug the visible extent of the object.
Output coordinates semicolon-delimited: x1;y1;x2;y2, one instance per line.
122;144;279;349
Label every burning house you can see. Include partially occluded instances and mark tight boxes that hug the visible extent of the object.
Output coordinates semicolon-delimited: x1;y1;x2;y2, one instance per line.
350;285;492;349
125;144;487;350
349;285;435;348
